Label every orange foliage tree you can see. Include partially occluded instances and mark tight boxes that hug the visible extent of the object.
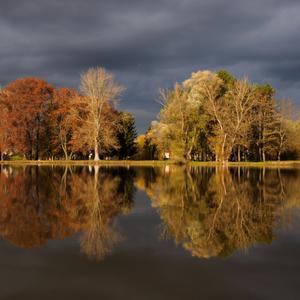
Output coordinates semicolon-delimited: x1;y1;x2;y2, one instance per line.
2;78;54;159
50;88;81;160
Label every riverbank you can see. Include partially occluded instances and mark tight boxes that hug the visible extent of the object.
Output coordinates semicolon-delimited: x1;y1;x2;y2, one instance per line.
190;161;300;168
1;159;300;168
0;160;172;167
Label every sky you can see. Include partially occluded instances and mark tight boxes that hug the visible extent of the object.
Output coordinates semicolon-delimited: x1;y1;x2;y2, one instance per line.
1;0;300;133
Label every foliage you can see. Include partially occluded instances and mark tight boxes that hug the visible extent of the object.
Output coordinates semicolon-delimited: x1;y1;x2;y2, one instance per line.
116;112;138;159
0;68;299;162
0;68;132;161
151;70;300;162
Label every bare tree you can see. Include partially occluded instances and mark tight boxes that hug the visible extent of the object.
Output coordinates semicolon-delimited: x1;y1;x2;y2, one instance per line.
79;67;124;161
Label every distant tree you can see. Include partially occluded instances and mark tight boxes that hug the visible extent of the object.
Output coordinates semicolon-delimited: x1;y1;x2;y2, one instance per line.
142;127;160;160
134;134;146;159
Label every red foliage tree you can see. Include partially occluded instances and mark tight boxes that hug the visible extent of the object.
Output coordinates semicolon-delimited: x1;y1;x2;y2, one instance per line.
2;78;54;159
50;88;81;160
0;89;12;160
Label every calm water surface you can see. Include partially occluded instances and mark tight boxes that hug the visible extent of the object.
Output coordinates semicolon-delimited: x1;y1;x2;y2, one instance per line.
0;165;300;299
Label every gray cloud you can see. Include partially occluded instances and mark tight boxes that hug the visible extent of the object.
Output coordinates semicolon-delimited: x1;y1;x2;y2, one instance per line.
1;0;300;132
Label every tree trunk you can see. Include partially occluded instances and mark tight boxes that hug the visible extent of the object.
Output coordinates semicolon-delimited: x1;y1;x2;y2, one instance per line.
238;145;241;162
186;149;192;161
278;150;281;161
62;146;69;161
35;128;40;160
221;134;227;164
262;149;266;162
94;141;100;161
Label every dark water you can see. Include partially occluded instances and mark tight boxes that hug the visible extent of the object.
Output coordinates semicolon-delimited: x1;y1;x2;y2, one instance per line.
1;165;300;300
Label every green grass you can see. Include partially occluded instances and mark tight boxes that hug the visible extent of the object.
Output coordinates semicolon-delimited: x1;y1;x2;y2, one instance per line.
0;159;174;167
189;160;300;168
1;159;300;168
8;155;24;161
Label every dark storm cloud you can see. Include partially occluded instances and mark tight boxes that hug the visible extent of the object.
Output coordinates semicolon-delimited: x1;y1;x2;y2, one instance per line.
1;0;300;132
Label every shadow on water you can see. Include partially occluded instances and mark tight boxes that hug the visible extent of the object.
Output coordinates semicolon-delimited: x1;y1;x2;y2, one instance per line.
0;164;300;260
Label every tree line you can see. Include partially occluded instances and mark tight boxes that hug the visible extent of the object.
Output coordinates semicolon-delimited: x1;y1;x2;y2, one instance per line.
140;70;300;162
0;67;137;161
1;68;300;162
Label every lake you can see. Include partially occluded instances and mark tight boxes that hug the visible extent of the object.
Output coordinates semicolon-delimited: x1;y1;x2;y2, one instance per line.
0;164;300;299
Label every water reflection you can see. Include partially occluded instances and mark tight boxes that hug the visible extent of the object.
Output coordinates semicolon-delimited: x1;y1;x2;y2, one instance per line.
0;165;135;260
137;166;300;258
0;165;300;260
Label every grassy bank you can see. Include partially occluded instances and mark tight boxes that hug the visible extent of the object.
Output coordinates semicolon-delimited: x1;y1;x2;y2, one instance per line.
190;161;300;168
1;159;300;168
0;159;173;167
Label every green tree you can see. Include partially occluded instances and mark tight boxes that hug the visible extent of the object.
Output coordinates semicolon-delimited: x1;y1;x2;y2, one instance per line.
117;112;138;159
152;82;208;160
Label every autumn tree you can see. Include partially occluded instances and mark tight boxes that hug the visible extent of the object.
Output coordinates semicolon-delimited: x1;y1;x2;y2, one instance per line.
293;121;300;158
77;67;124;161
275;99;299;160
50;88;81;160
224;78;257;162
153;69;300;162
250;84;279;161
185;71;257;162
0;87;11;160
151;82;208;160
2;78;54;160
134;134;146;159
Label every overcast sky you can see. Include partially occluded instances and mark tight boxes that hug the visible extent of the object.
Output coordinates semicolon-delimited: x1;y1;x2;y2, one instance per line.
1;0;299;132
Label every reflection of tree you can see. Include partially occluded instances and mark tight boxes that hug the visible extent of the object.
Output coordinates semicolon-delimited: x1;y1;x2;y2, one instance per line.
0;165;135;260
140;166;300;258
74;167;124;260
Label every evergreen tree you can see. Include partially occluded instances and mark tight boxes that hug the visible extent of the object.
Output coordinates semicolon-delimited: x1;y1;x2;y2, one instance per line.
117;112;138;159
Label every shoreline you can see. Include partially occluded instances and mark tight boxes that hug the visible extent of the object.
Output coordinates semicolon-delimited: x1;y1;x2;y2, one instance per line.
1;160;300;168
